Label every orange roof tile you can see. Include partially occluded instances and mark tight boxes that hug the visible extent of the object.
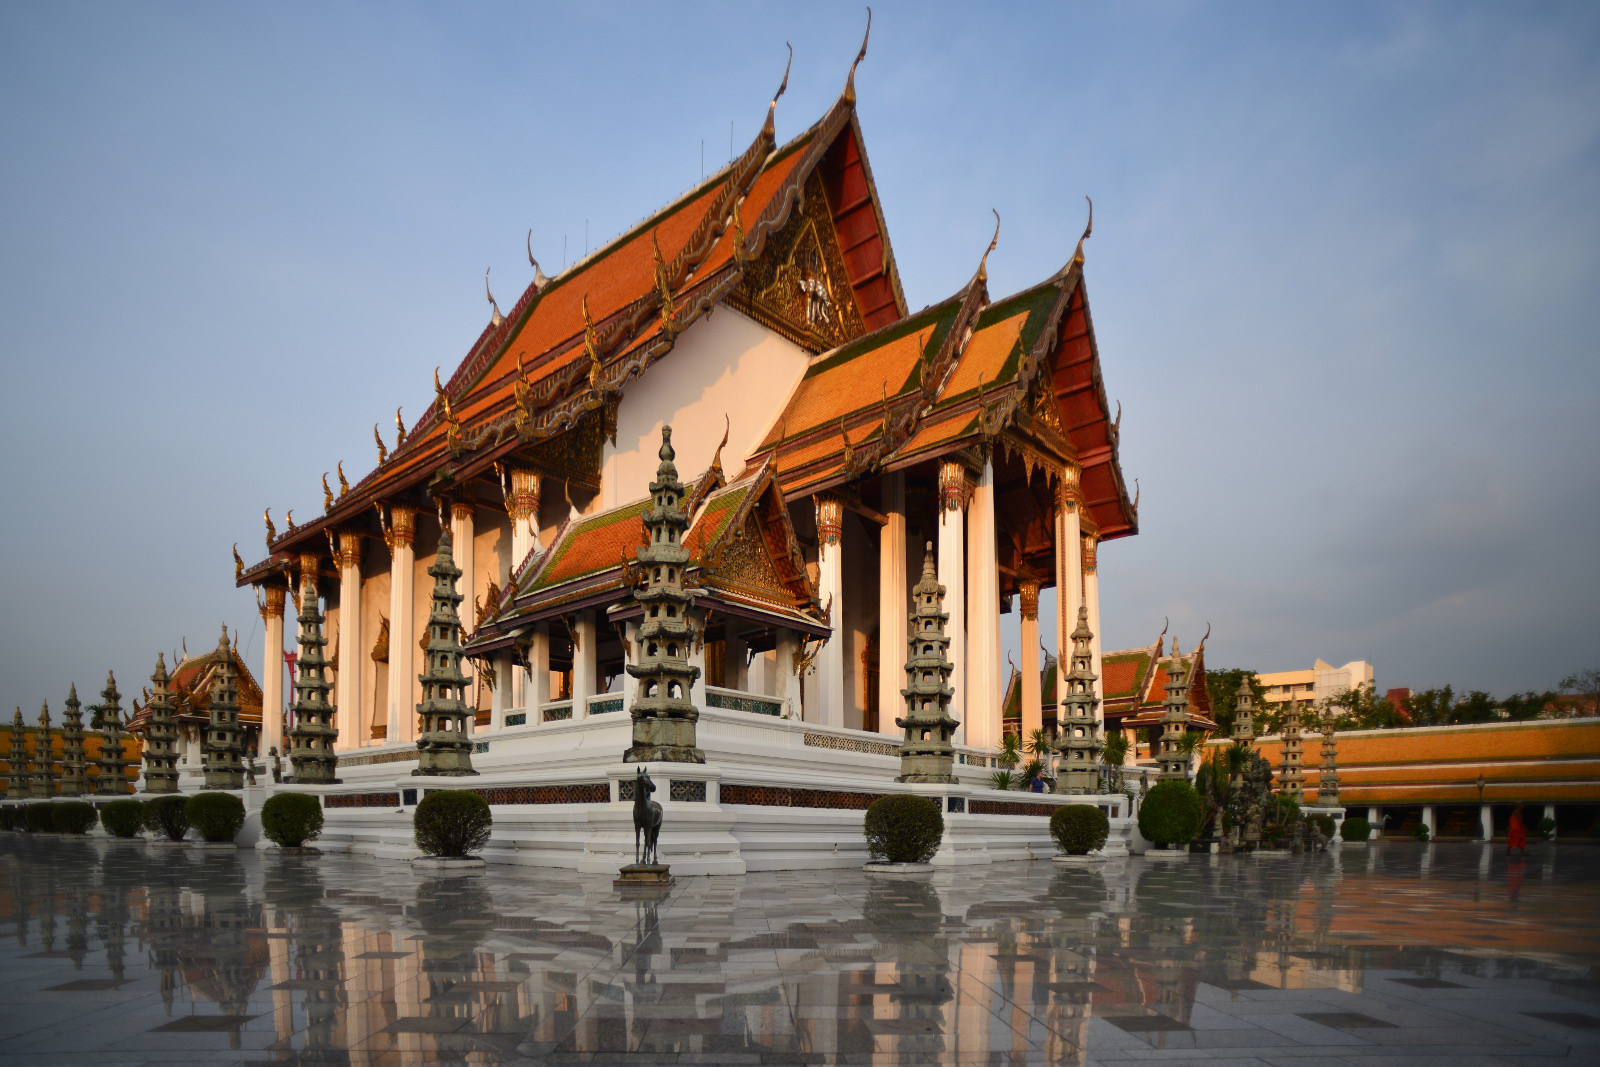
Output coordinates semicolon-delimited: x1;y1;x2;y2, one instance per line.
938;311;1025;400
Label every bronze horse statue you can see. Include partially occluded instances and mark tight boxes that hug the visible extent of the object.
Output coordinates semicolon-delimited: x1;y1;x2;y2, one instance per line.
632;767;663;866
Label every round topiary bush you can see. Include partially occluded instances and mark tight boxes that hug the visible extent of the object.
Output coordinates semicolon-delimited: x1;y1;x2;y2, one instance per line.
1137;780;1203;849
100;799;146;839
261;792;324;847
1536;815;1557;842
52;801;97;835
1340;817;1372;842
187;792;246;843
144;795;191;841
1051;804;1110;856
1413;822;1431;842
863;794;945;864
24;804;56;833
413;790;492;858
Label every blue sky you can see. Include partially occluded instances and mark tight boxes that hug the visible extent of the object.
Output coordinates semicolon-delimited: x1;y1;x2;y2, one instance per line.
2;1;1597;713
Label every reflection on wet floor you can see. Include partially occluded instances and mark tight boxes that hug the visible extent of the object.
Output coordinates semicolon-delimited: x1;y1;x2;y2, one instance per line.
1;839;1598;1065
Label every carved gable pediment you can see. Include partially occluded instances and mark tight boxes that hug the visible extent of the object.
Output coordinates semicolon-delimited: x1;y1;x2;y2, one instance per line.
730;171;866;352
707;514;791;604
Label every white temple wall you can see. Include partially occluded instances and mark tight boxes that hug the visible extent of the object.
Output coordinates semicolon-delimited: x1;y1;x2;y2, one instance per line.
323;599;342;747
471;517;507;620
599;307;811;506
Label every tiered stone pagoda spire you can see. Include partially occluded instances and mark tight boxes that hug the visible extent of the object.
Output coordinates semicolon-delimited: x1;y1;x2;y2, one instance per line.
625;425;705;764
31;702;56;798
7;709;27;798
1317;706;1339;805
414;528;477;776
1232;677;1256;743
141;655;179;794
203;627;245;789
1055;605;1101;794
1156;642;1191;782
895;543;959;783
96;671;131;796
1279;700;1305;797
60;685;88;797
288;553;340;783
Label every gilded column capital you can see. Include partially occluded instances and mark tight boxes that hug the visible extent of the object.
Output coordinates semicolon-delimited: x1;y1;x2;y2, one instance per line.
506;468;540;529
451;501;475;525
1057;464;1082;513
937;460;970;512
297;553;322;597
258;585;286;621
1082;535;1098;575
1018;578;1040;620
814;495;844;547
388;505;418;550
336;531;362;571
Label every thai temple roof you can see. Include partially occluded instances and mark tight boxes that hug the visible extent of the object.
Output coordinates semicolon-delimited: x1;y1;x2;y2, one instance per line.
128;642;263;732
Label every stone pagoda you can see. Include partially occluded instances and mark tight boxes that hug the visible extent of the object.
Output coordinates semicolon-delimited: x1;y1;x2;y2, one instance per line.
1055;605;1102;794
1317;706;1339;805
141;655;180;794
203;627;246;789
287;553;340;783
414;528;477;776
895;543;959;783
624;426;705;765
31;702;56;798
1156;642;1191;782
1279;700;1305;797
1232;677;1256;744
95;671;131;796
7;709;27;798
59;684;88;797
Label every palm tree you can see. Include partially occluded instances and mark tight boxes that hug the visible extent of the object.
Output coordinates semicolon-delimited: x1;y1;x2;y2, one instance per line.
996;732;1022;770
1019;759;1045;791
989;769;1016;791
1102;732;1130;792
1173;730;1206;779
1026;728;1054;785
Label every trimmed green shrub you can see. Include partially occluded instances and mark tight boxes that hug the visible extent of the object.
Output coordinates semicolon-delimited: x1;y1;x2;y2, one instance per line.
52;801;97;835
1413;822;1431;842
1051;804;1110;856
413;790;492;858
24;804;55;833
863;794;944;864
1306;813;1336;839
1340;817;1372;842
261;792;324;847
144;795;191;841
100;799;146;839
0;806;17;831
187;792;246;843
1137;780;1203;848
1537;816;1557;842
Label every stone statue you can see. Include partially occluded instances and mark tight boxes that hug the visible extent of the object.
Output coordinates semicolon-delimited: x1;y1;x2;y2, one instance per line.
269;747;282;783
632;767;663;867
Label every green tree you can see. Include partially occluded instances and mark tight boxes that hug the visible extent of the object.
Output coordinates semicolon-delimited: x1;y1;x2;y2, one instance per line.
1321;684;1401;730
1402;686;1455;727
1559;667;1600;714
1205;668;1267;735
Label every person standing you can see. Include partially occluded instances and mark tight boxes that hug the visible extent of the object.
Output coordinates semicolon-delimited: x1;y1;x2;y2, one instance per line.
1506;803;1528;857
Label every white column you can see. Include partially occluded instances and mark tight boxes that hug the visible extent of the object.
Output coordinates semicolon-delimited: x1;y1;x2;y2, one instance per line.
1480;804;1494;842
1368;805;1381;830
386;506;418;745
1421;806;1436;838
1544;803;1557;839
622;622;640;709
1054;471;1084;708
490;651;511;734
724;624;748;692
937;462;968;743
1082;532;1103;710
336;531;364;750
451;501;477;628
507;468;540;575
689;613;709;710
572;611;597;718
526;623;551;720
814;496;846;728
877;472;908;737
967;458;1001;753
259;586;286;760
775;629;798;718
1019;579;1041;740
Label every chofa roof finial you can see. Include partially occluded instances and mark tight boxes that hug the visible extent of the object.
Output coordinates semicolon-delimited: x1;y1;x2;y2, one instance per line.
485;267;504;327
527;230;550;289
977;209;1000;284
844;8;872;103
764;42;793;138
1073;196;1093;266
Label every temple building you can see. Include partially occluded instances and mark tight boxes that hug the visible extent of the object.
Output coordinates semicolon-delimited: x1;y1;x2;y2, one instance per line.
128;636;263;777
235;45;1135;771
1099;632;1215;768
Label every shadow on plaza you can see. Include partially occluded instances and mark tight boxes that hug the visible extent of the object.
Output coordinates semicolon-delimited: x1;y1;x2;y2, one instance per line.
2;837;1596;1064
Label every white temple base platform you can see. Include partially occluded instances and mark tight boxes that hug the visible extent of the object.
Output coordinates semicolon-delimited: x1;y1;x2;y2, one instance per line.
241;709;1136;875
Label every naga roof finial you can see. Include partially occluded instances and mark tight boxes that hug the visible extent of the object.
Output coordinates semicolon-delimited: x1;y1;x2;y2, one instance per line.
263;508;277;548
321;474;334;513
709;413;730;480
764;42;793;138
1072;196;1093;266
373;423;388;464
844;8;872;103
395;406;407;446
977;209;1000;284
485;267;504;327
336;461;349;498
527;230;549;289
233;543;244;582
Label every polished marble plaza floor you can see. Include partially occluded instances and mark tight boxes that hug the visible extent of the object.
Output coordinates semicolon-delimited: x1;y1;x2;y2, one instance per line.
1;836;1597;1066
